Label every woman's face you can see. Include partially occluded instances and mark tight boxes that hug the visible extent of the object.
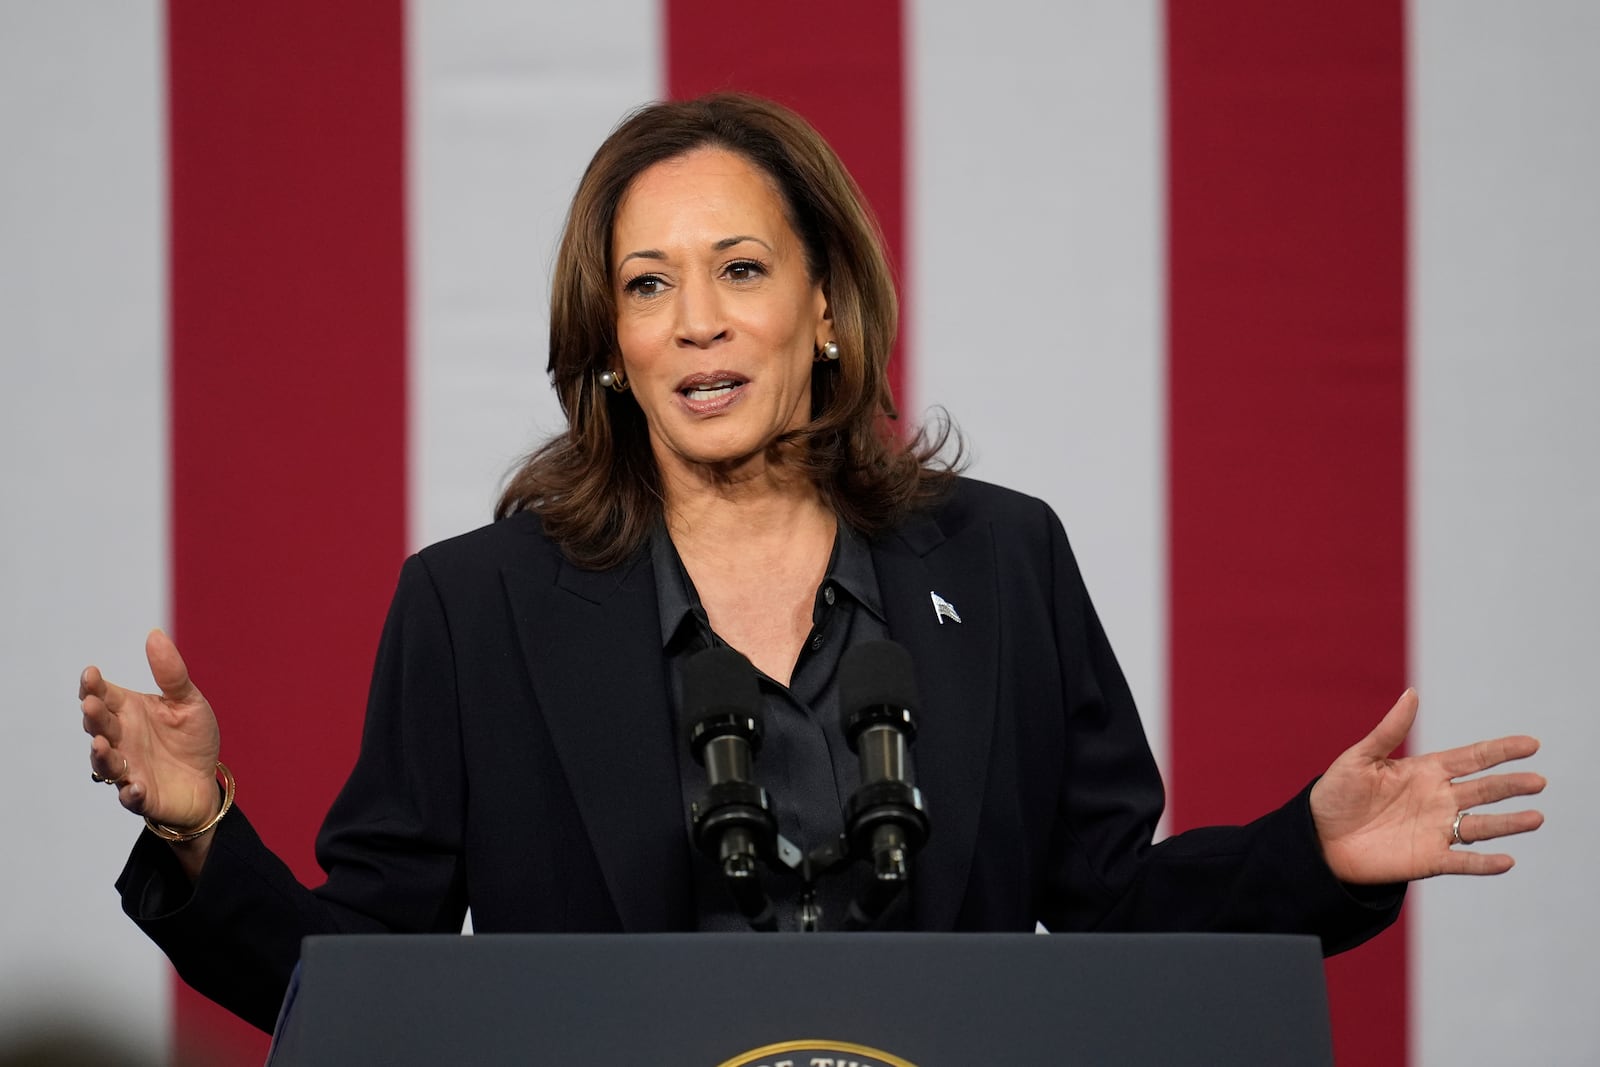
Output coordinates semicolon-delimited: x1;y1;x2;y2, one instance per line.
610;147;829;488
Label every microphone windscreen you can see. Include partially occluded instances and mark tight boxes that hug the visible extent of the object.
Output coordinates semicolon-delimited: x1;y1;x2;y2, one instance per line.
839;639;920;716
682;646;762;733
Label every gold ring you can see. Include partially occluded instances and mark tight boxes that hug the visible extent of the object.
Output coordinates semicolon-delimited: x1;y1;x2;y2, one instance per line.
92;757;129;786
1451;809;1467;846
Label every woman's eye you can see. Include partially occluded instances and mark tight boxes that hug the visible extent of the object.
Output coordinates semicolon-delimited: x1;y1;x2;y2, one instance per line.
724;259;765;281
623;274;665;296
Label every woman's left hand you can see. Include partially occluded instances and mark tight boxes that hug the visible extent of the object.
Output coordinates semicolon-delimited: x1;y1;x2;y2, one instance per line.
1309;689;1545;885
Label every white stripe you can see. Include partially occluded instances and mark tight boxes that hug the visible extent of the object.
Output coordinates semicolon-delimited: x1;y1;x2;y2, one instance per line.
0;2;169;1058
408;0;664;551
1411;2;1600;1062
908;2;1168;776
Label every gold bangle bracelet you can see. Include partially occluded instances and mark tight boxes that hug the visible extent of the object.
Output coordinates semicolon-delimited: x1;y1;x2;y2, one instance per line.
143;761;235;843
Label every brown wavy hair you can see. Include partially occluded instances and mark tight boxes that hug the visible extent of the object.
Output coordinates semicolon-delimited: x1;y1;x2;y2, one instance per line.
496;93;958;568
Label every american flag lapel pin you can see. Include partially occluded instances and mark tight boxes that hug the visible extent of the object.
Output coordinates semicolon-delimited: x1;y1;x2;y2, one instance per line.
930;590;961;625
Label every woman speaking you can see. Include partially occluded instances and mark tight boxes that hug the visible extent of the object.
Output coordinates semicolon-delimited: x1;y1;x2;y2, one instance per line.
80;94;1545;1033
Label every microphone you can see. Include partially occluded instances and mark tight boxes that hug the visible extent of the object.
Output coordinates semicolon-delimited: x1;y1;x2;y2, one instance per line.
839;640;930;892
684;646;777;928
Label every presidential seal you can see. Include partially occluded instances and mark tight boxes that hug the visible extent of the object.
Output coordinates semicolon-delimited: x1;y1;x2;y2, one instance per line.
715;1039;918;1067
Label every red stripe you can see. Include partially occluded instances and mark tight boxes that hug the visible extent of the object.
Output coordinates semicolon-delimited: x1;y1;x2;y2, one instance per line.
665;1;909;407
1165;4;1408;1064
166;2;407;1062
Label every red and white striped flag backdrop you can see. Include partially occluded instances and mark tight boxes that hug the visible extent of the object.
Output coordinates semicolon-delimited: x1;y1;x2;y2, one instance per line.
5;2;1595;1064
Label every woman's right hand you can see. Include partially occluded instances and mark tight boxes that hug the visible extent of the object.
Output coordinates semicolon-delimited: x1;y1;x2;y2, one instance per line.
80;629;223;855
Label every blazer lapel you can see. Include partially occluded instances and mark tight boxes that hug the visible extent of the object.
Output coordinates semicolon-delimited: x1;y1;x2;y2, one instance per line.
872;510;1000;930
500;550;691;931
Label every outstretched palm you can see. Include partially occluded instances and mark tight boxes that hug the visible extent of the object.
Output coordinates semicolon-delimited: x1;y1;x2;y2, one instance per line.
1309;689;1544;884
81;629;222;831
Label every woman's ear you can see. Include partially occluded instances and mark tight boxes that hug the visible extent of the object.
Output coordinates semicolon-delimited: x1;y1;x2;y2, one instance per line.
813;282;832;343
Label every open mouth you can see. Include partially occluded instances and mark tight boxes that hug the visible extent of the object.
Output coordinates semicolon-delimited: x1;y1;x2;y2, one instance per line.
677;373;748;404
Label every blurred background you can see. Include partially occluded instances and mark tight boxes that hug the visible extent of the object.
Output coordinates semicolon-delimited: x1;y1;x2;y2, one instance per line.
4;2;1595;1064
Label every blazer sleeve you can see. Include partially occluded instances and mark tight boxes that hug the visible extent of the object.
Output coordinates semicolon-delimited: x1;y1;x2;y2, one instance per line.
1032;501;1402;953
115;553;469;1032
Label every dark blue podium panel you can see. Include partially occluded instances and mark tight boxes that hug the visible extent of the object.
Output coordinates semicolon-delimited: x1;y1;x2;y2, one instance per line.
267;932;1333;1066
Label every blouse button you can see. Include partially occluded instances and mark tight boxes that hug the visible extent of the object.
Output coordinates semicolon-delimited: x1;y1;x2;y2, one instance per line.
823;586;836;606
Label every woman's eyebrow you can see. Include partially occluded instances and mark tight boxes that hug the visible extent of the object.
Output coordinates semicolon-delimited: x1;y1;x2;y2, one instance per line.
713;234;772;252
617;248;665;268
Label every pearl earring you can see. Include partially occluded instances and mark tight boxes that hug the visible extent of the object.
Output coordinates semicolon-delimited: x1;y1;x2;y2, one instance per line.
818;341;841;362
598;368;628;392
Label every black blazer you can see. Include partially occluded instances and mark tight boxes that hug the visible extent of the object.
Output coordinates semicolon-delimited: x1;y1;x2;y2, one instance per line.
120;478;1400;1032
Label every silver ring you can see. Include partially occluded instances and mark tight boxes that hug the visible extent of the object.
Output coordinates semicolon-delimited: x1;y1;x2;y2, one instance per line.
91;756;128;787
1451;809;1467;846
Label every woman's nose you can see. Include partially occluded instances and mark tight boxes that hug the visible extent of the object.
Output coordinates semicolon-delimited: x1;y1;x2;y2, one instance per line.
673;276;728;348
